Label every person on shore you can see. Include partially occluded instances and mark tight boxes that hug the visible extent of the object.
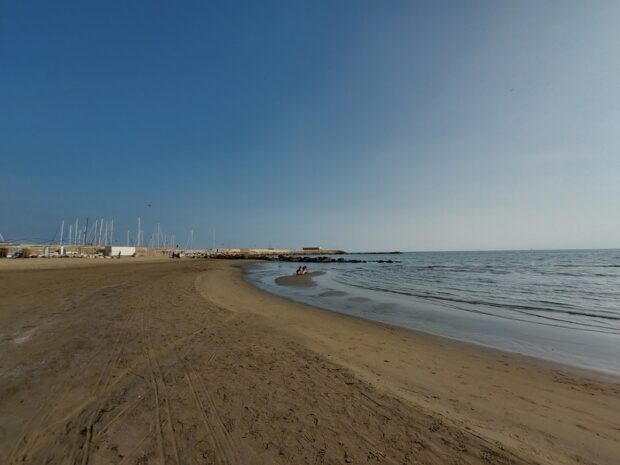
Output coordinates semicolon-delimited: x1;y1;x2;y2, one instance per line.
302;265;308;275
296;266;302;275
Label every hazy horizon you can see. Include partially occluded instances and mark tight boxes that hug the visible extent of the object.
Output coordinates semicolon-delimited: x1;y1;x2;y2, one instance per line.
2;1;620;251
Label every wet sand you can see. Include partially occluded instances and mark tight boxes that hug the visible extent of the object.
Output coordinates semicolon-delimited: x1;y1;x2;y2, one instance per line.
0;259;618;465
275;271;325;287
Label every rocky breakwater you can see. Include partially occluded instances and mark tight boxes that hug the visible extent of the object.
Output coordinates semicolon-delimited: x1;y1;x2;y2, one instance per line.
211;253;398;264
275;255;400;264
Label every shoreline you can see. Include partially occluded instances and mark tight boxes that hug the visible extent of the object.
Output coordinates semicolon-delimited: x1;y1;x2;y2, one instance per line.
1;259;618;464
246;261;620;377
209;261;620;464
245;265;620;382
228;261;620;464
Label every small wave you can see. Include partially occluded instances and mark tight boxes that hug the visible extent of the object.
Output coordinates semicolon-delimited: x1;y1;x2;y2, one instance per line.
431;299;619;334
335;280;620;323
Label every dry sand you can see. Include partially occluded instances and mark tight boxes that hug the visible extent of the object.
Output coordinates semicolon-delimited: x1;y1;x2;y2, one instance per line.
0;259;618;465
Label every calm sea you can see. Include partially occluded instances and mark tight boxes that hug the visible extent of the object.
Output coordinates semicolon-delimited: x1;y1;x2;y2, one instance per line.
246;249;620;375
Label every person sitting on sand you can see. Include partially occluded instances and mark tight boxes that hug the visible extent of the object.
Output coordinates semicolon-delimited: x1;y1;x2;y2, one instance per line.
302;265;308;275
296;266;302;275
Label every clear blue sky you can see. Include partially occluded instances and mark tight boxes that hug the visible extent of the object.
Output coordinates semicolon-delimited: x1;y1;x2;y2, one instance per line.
2;1;619;251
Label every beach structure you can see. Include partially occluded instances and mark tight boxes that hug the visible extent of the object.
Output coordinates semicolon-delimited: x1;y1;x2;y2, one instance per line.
0;234;11;258
104;246;136;257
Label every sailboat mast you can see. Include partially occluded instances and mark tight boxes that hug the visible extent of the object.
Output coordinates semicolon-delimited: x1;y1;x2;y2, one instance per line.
98;219;104;246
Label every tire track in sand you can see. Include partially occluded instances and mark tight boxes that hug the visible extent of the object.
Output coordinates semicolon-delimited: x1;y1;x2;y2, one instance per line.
162;331;241;465
142;309;166;465
143;311;181;465
79;309;138;465
7;290;131;465
6;384;70;464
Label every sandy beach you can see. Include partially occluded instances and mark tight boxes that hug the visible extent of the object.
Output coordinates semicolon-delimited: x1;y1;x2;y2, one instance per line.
0;259;618;465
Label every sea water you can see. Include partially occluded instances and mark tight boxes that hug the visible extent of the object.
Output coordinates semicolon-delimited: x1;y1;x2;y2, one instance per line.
246;249;620;375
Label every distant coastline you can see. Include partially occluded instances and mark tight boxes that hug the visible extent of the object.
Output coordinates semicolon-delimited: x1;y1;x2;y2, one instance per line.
348;251;403;255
